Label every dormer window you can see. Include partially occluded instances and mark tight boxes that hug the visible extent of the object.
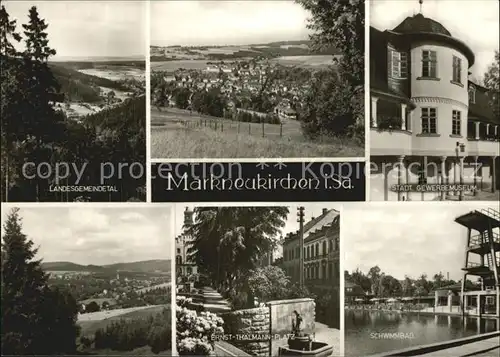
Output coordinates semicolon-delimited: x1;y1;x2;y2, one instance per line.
469;85;476;104
422;50;437;78
391;50;408;78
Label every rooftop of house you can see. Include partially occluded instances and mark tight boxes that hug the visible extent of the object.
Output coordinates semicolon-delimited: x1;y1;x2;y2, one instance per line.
469;83;497;123
434;281;480;292
392;13;451;37
345;280;360;289
285;209;339;244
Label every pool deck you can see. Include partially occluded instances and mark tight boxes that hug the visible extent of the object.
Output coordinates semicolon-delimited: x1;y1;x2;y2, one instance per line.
367;331;500;357
420;336;499;356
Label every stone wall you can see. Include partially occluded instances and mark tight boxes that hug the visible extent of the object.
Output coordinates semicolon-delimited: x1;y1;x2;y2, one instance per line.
267;298;316;357
221;307;270;356
221;298;316;357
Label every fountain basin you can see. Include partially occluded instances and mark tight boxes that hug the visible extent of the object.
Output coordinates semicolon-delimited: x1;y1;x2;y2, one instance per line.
278;341;333;357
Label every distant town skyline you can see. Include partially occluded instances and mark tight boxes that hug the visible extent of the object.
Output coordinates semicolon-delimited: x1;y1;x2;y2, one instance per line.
371;0;499;81
3;0;146;59
344;204;497;281
151;0;311;47
0;206;172;266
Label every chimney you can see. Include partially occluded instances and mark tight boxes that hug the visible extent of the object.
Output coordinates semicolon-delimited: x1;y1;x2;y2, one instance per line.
322;208;328;215
184;207;194;227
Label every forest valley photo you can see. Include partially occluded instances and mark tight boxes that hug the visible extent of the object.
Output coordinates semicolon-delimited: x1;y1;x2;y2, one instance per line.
0;6;146;202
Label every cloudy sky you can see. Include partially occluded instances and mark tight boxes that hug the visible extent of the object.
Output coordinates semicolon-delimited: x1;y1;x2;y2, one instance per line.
371;0;499;80
344;203;498;281
151;1;310;46
4;1;146;59
174;204;341;258
1;206;172;266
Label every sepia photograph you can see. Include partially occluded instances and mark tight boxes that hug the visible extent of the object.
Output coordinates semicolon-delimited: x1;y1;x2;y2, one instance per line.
174;204;340;356
1;205;172;355
150;0;364;159
1;1;146;202
369;0;500;202
344;203;500;357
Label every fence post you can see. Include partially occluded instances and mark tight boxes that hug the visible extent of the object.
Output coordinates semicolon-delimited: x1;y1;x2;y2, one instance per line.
262;122;265;138
238;122;240;134
280;123;283;138
248;123;251;134
215;120;218;131
221;120;224;132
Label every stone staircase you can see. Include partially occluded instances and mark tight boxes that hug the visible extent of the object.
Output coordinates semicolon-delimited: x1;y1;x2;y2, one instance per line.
190;286;232;314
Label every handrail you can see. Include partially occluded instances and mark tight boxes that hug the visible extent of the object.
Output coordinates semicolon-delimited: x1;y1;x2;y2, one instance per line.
480;208;500;222
469;232;500;245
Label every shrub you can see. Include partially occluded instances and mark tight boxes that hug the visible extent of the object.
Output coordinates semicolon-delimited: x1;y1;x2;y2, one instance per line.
227;289;250;310
314;289;340;329
178;337;213;356
176;296;193;309
247;266;291;303
300;68;361;139
93;307;171;353
176;306;224;356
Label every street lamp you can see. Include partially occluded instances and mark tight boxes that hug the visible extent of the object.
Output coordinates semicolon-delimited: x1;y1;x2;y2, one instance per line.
455;142;466;201
297;207;305;289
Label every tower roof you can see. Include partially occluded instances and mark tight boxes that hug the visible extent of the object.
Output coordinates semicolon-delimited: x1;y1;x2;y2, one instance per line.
393;13;451;36
386;13;475;67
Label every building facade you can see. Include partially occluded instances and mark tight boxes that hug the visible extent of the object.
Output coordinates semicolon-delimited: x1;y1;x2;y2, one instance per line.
370;12;499;201
282;208;340;291
175;207;198;279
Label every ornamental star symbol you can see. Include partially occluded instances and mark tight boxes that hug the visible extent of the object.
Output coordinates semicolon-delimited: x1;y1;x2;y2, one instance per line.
256;162;270;170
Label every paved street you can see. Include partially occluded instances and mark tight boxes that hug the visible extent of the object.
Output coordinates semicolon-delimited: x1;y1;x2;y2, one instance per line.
314;322;341;356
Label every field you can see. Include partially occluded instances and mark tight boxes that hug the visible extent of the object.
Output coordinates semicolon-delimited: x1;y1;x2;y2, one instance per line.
77;305;165;323
136;282;171;294
78;304;169;336
151;108;363;158
270;54;339;67
151;59;215;71
78;67;145;82
150;55;337;71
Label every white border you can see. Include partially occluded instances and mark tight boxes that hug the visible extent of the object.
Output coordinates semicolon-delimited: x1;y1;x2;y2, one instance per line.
145;0;152;203
339;202;345;357
365;0;371;204
150;157;366;164
171;201;177;355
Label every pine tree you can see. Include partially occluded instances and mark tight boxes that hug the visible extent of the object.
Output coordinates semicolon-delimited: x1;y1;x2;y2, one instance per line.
1;208;80;354
1;207;48;354
21;6;64;143
1;6;23;202
0;5;21;57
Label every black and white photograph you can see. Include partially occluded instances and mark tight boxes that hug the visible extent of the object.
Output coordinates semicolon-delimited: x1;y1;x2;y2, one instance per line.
174;205;340;356
344;203;500;357
1;1;146;202
150;0;364;159
1;205;172;356
369;0;500;202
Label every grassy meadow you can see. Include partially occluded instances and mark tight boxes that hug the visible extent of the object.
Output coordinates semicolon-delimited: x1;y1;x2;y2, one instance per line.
150;108;363;158
78;304;169;337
